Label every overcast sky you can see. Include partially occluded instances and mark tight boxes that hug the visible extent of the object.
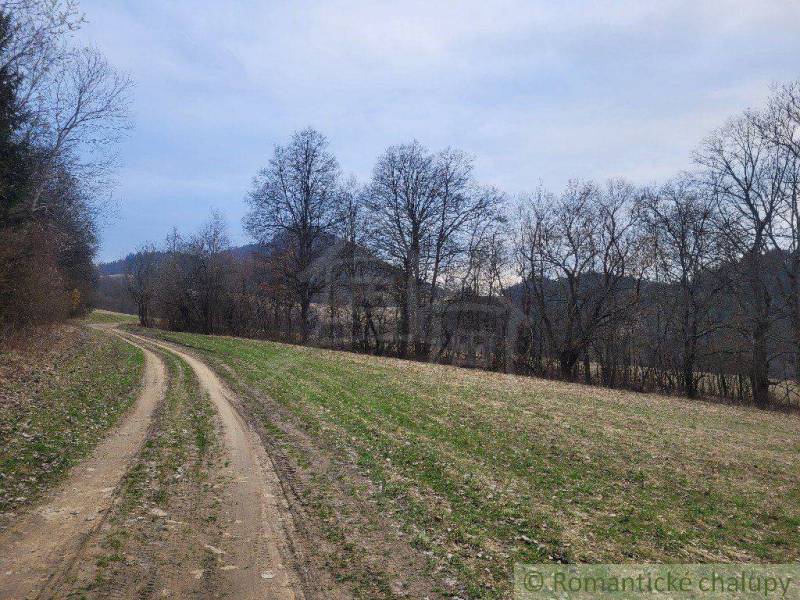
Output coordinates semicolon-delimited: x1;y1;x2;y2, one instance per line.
77;0;800;262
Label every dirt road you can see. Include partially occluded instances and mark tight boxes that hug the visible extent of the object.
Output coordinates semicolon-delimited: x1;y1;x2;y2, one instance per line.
0;335;166;599
124;330;306;599
0;328;308;599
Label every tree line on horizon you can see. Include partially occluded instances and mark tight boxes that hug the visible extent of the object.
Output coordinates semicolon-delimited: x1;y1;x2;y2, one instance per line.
118;82;800;409
0;0;130;340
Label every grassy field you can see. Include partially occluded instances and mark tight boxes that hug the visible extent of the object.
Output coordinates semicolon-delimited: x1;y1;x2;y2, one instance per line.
83;309;139;325
133;328;800;599
0;326;143;513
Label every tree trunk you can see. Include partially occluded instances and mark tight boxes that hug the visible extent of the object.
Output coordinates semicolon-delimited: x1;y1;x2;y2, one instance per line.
398;296;409;358
328;285;336;345
559;347;580;380
582;350;591;385
351;300;360;351
683;356;697;399
683;334;697;399
796;331;800;387
749;261;772;408
300;295;310;343
138;300;149;328
751;326;770;408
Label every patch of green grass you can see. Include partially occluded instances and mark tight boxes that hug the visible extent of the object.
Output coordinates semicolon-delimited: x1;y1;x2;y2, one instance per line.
115;350;217;513
83;309;139;325
135;328;800;598
0;328;143;512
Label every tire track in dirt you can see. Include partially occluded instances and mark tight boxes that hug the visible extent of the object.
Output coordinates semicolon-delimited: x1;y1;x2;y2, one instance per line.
0;334;166;600
123;331;306;600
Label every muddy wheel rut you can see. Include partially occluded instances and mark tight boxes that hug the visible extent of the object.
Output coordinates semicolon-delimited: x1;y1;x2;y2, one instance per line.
124;330;306;600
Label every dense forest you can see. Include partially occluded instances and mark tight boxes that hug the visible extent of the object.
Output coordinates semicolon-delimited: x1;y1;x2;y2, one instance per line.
0;0;129;339
105;80;800;408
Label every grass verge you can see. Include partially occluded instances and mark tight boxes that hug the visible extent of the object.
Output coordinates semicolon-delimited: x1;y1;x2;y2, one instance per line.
0;326;143;514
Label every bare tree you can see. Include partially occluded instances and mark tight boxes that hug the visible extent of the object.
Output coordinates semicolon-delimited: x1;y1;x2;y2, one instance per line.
155;227;191;331
640;177;722;397
518;180;643;380
0;1;83;103
125;244;159;327
421;149;504;357
0;2;130;214
590;179;648;387
696;114;794;407
245;128;341;342
332;176;366;348
0;1;131;335
366;141;437;356
188;212;231;335
366;141;502;357
440;220;511;370
758;82;800;384
774;160;800;387
760;81;800;161
26;47;131;212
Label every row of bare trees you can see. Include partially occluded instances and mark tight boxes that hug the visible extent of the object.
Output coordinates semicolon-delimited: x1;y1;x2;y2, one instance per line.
120;81;800;408
0;0;130;338
125;215;237;334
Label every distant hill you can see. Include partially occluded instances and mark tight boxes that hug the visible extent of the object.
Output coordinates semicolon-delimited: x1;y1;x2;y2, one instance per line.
94;243;268;313
97;244;266;276
97;256;132;276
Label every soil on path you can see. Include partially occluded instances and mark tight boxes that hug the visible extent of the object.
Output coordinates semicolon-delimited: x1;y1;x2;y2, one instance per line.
122;330;308;600
0;325;331;599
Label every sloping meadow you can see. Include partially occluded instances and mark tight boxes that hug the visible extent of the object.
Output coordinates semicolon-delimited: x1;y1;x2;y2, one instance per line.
133;328;800;599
